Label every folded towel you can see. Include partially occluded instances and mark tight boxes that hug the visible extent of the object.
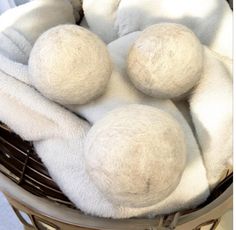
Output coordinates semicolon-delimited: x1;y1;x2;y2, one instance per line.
0;0;75;44
0;0;76;83
83;0;232;58
189;47;233;188
0;0;23;14
83;0;119;43
0;53;29;84
208;49;233;77
0;27;32;63
0;0;14;14
0;71;90;141
0;27;31;84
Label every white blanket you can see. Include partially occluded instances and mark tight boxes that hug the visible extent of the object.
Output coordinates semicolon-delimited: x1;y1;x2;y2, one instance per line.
189;47;233;188
83;0;232;59
0;0;75;44
0;0;29;14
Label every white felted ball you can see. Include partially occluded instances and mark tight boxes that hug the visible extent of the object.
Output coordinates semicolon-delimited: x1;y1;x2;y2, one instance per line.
29;25;112;105
127;23;203;99
85;104;187;208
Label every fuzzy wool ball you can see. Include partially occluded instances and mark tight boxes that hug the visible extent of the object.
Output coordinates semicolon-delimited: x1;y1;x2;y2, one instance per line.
85;104;187;208
28;25;112;105
127;23;203;99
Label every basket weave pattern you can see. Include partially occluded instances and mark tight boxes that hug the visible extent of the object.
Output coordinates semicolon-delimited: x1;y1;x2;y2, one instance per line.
0;122;233;230
0;122;74;208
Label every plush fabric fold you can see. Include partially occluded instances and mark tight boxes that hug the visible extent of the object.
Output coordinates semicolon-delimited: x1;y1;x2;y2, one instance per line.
189;47;233;188
0;0;17;14
0;0;31;14
83;0;232;59
0;0;75;44
0;27;31;83
0;27;32;63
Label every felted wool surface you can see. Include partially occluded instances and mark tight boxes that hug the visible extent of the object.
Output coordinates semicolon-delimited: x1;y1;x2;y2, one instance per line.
189;47;232;189
127;23;203;99
83;0;232;58
0;0;75;44
28;25;112;105
85;105;187;208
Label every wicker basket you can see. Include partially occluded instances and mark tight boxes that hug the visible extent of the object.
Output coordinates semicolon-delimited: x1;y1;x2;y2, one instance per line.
0;1;233;229
0;122;233;230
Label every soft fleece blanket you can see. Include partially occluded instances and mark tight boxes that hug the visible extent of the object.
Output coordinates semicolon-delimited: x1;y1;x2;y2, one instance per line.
0;30;210;218
83;0;233;59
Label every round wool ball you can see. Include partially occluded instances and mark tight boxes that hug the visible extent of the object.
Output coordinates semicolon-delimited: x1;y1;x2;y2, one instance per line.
29;25;112;105
127;23;203;99
84;104;187;208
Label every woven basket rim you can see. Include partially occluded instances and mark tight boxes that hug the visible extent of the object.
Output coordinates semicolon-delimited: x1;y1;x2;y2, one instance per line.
1;173;232;229
0;122;233;221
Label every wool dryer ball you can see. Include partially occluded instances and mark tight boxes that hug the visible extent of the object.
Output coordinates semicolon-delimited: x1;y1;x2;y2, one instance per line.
85;104;187;208
28;25;112;105
127;23;203;99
